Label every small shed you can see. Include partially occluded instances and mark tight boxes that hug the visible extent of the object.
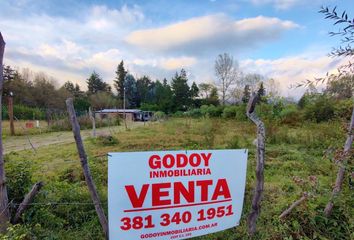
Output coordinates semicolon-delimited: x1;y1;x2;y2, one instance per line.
95;109;153;121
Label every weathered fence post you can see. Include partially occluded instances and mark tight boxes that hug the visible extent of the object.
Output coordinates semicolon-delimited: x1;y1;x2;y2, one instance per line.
13;182;44;224
324;107;354;216
279;192;308;219
66;98;108;238
246;93;265;235
0;32;10;233
89;107;96;137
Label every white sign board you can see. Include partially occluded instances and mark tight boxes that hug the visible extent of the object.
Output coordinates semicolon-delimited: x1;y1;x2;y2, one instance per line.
108;149;248;240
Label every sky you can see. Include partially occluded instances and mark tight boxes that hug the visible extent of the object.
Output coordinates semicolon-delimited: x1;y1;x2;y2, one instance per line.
0;0;352;99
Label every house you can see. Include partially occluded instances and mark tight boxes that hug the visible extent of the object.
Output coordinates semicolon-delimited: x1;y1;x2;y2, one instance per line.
95;109;153;121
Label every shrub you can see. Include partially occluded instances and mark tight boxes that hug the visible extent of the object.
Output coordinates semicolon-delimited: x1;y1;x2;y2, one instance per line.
152;111;166;121
304;95;335;122
222;106;237;118
173;111;184;117
94;134;119;146
2;105;45;120
279;105;302;125
186;108;202;118
200;105;223;117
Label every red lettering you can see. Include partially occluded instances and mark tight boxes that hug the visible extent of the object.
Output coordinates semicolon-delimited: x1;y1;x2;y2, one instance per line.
125;184;149;208
212;179;231;200
201;153;212;166
196;180;213;201
189;153;201;167
152;183;171;206
176;154;188;168
149;155;161;169
163;154;175;168
174;181;195;204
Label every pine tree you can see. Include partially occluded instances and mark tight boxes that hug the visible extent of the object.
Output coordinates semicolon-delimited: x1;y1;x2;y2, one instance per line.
171;69;191;111
114;60;127;105
86;71;110;94
190;82;199;99
124;74;138;108
257;82;266;102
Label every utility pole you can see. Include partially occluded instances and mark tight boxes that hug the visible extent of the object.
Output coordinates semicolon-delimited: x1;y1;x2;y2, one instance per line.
8;91;15;136
123;85;127;130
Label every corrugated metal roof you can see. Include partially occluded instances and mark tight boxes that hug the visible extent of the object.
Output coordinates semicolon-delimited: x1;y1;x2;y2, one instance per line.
95;109;142;113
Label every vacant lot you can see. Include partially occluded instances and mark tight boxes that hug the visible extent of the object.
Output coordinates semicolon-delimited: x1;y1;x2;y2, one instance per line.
2;117;353;239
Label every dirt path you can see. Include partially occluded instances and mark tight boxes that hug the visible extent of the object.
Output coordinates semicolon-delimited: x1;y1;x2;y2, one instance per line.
3;122;145;154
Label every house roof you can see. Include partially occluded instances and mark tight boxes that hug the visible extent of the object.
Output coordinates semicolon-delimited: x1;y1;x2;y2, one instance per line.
95;109;142;114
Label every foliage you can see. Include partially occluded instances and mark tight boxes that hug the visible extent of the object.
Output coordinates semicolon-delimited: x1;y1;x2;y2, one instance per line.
1;118;352;239
215;53;242;105
114;60;127;104
171;69;191;111
91;134;119;146
304;95;335;122
2;105;45;120
86;71;111;94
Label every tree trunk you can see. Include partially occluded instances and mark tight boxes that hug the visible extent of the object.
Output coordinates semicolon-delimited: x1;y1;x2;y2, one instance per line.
246;93;265;236
0;32;10;233
66;98;108;238
324;107;354;216
13;182;43;224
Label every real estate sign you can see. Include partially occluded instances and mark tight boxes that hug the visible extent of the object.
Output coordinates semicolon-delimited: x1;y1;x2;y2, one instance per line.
108;149;248;240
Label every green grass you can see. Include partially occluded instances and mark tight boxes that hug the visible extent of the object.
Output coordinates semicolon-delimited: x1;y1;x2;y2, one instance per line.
2;117;353;240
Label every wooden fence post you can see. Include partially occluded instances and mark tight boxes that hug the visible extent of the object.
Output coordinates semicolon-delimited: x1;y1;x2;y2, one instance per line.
89;107;96;137
324;106;354;216
246;93;265;236
13;182;44;224
66;98;108;238
0;32;10;233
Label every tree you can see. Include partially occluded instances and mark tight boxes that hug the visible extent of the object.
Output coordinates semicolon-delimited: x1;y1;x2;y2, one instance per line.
124;74;138;108
242;85;251;104
114;60;127;105
171;69;191;111
215;53;241;105
86;71;111;94
243;73;262;92
155;79;173;113
190;82;199;99
63;81;83;98
89;92;118;110
317;6;354;217
325;76;353;99
257;82;266;103
198;83;214;99
208;86;219;106
136;75;152;107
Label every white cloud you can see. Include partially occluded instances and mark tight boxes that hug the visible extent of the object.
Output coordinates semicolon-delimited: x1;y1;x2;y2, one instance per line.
125;14;299;55
250;0;333;10
240;54;346;98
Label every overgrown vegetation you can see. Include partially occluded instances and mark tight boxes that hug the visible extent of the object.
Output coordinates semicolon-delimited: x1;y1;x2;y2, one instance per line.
1;116;352;239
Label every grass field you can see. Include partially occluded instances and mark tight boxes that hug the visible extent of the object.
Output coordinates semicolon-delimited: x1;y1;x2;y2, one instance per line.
2;120;49;137
2;117;353;239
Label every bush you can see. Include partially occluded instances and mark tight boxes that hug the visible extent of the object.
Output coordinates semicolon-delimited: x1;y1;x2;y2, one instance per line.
94;134;119;146
222;106;237;118
2;105;45;120
173;111;184;117
279;104;302;125
200;105;223;117
152;111;166;121
185;108;202;118
304;95;335;122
